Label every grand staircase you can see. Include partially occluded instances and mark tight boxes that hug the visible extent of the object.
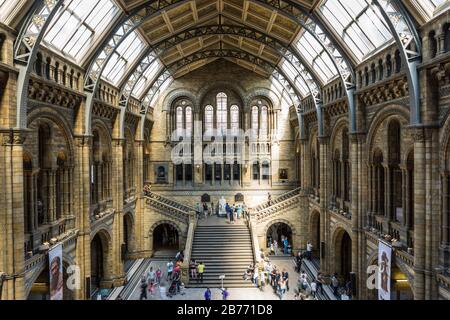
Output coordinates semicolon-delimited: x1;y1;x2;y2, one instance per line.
189;224;255;288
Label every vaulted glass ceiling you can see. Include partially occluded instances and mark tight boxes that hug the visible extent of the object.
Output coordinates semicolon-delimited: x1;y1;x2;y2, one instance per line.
3;0;447;109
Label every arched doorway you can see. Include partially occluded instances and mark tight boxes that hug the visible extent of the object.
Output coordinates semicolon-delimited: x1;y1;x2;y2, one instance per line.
123;214;134;258
334;229;352;281
310;211;320;259
90;233;108;293
266;222;293;253
153;223;179;252
27;262;73;300
369;259;414;300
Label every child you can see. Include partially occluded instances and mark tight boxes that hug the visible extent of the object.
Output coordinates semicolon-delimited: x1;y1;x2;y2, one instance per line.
156;267;162;285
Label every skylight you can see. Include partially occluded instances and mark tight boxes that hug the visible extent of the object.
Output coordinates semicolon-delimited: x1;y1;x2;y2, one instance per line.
319;0;392;61
280;59;309;97
295;30;338;83
132;59;163;98
102;31;147;85
44;0;119;62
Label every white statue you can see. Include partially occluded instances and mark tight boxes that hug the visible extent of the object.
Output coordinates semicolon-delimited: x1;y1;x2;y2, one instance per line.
218;196;227;217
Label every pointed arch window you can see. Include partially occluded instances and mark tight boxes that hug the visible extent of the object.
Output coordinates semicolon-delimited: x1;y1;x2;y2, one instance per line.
185;106;192;137
252;106;259;132
205;105;214;132
260;106;268;138
176;106;183;137
217;92;227;132
230;105;239;134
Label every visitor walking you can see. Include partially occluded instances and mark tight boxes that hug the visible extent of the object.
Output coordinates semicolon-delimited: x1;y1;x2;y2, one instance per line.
204;287;212;300
283;237;289;254
155;267;162;285
331;273;340;297
147;267;156;286
307;241;313;260
189;259;197;280
279;279;287;300
317;272;324;294
274;240;278;256
197;261;205;283
237;204;242;219
195;202;201;220
203;202;209;219
139;276;148;300
221;288;229;300
311;280;317;298
167;261;174;281
282;269;289;291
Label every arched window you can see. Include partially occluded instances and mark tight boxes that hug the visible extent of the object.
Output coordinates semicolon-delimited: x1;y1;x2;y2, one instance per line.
185;106;192;137
230;105;239;134
252;106;259;132
260;106;268;138
217;92;227;132
176;106;183;135
205;105;213;132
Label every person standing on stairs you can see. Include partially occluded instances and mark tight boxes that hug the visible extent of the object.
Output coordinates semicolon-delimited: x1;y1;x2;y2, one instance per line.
203;202;209;220
189;259;197;281
167;261;174;281
267;192;272;206
306;241;313;261
197;261;205;283
274;240;278;256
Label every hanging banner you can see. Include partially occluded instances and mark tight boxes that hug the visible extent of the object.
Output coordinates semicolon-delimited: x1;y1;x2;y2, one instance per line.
49;243;63;300
378;240;392;300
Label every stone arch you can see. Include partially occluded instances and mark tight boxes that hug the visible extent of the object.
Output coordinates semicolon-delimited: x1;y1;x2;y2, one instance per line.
331;225;353;279
123;211;135;256
263;218;297;249
25;254;74;300
148;219;183;253
27;107;75;166
162;89;197;112
329;116;349;151
366;104;410;158
90;228;113;290
244;87;280;111
439;112;450;170
195;80;246;111
309;210;321;256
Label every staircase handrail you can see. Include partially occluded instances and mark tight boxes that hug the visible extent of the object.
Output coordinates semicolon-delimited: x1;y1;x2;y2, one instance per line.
253;187;302;212
143;189;196;213
181;212;197;286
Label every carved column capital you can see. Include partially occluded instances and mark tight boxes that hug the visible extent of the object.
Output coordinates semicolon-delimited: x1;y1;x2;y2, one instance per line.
1;129;28;145
73;135;92;147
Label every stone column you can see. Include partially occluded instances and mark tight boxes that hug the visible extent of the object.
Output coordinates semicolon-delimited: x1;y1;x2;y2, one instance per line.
319;136;330;273
0;130;27;299
72;135;92;299
349;132;367;299
411;128;427;299
110;137;126;286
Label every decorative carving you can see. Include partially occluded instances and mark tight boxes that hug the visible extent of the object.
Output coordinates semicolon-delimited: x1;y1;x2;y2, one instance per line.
28;77;81;109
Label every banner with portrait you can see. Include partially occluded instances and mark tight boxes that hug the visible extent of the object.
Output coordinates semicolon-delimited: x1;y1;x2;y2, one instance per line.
48;243;63;300
378;240;392;300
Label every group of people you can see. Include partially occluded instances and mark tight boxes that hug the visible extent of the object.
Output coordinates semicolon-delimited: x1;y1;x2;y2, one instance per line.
243;257;290;300
225;202;248;223
188;259;206;283
268;235;291;255
139;250;186;300
194;201;250;222
203;287;229;300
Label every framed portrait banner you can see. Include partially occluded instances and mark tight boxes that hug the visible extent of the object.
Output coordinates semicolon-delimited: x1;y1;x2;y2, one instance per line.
48;243;63;300
378;240;392;300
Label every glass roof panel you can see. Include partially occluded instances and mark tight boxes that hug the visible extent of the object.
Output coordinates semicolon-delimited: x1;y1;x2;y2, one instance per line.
44;0;120;62
414;0;447;18
102;31;147;85
320;0;392;61
295;30;338;82
149;77;173;107
280;60;309;96
132;59;163;98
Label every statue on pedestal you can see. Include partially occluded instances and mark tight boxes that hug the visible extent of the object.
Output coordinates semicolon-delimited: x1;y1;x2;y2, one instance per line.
218;196;227;217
